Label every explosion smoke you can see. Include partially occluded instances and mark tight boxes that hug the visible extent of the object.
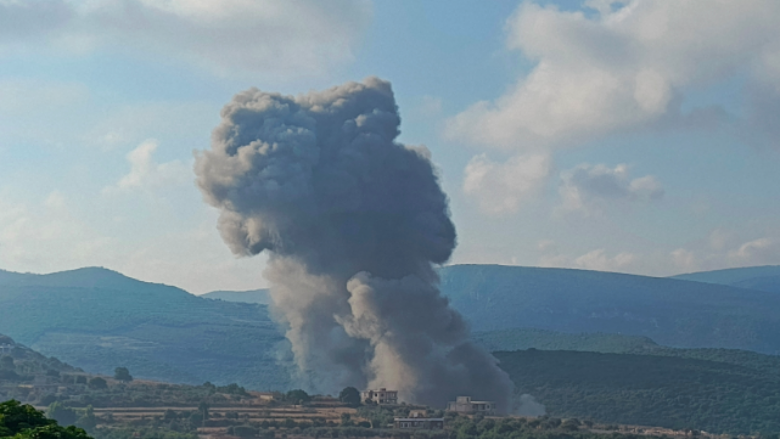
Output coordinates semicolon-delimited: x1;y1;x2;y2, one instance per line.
195;77;512;410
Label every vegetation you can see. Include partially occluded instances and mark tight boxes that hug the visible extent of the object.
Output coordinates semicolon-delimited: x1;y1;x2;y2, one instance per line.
0;338;254;409
442;413;670;439
497;349;780;434
0;400;92;439
113;368;132;383
339;386;361;407
284;389;310;405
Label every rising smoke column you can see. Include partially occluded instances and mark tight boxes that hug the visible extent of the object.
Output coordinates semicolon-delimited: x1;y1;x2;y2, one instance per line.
195;77;512;410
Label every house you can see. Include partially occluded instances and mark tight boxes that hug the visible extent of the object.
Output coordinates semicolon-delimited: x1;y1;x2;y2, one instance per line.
394;410;444;430
447;396;496;415
362;388;398;405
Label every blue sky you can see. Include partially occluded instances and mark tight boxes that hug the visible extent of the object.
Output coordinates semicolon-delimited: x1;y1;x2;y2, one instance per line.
2;0;780;294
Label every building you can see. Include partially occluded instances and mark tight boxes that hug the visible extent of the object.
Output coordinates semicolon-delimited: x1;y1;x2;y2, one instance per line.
447;396;496;415
394;410;444;430
362;388;398;405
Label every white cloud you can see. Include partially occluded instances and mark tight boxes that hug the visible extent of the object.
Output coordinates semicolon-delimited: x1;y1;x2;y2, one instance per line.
559;163;663;214
729;238;780;265
103;139;190;194
574;248;636;272
463;153;550;214
0;0;371;78
446;0;780;150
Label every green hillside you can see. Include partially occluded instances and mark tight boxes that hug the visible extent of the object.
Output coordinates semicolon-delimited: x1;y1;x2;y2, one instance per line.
441;264;780;354
497;349;780;434
0;268;289;391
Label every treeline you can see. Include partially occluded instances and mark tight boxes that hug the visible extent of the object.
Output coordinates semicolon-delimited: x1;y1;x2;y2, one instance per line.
497;349;780;434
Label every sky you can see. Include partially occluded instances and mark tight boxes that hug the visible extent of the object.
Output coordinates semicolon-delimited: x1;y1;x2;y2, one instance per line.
2;0;780;294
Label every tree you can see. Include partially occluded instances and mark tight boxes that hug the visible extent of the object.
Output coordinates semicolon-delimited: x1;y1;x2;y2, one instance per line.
285;389;310;405
338;387;361;407
113;367;133;382
198;401;210;425
1;400;92;439
88;377;107;390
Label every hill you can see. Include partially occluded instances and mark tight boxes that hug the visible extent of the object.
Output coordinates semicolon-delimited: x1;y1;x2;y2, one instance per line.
7;263;780;393
497;348;780;434
0;268;289;391
199;264;780;354
671;265;780;293
440;264;780;354
0;333;78;376
201;289;271;305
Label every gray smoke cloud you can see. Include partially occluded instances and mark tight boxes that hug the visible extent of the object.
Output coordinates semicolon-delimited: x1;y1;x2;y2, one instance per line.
195;77;512;410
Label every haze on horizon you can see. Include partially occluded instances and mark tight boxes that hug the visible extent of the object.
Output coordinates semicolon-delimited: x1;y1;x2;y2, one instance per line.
2;0;780;295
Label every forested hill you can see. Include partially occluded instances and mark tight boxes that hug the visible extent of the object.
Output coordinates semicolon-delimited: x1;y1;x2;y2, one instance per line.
440;264;780;354
498;348;780;434
0;268;289;390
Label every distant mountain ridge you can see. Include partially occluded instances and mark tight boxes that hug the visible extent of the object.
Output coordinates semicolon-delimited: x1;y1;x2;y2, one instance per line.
671;265;780;293
439;264;780;354
0;266;162;291
202;289;271;305
5;263;780;393
0;267;289;390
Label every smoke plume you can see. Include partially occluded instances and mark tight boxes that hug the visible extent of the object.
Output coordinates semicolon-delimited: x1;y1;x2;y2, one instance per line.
195;77;512;410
